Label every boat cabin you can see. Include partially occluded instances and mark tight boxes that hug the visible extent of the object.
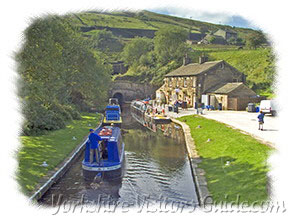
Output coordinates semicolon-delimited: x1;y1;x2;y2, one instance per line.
83;126;124;168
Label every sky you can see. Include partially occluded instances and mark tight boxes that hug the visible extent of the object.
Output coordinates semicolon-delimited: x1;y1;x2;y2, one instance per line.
150;7;259;30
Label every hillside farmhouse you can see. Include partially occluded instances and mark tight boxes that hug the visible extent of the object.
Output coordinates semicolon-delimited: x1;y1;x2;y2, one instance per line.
199;34;228;45
213;29;238;40
156;56;262;110
198;29;238;45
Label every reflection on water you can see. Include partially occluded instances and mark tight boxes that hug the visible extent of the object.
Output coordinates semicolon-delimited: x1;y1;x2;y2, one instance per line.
39;104;198;207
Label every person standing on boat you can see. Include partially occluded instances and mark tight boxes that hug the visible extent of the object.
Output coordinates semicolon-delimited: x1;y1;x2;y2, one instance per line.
88;129;102;163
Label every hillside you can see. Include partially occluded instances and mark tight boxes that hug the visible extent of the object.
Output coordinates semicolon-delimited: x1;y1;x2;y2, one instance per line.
66;10;257;40
207;48;275;97
63;10;274;97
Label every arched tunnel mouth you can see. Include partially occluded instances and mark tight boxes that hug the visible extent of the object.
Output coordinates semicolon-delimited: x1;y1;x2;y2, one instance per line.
112;92;124;105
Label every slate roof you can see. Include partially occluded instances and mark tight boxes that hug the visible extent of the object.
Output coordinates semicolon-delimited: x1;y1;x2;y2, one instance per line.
165;60;224;77
215;29;238;34
223;29;237;34
208;82;244;94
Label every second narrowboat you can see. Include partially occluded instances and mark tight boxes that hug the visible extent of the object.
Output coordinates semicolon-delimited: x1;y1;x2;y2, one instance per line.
130;99;171;131
103;98;122;127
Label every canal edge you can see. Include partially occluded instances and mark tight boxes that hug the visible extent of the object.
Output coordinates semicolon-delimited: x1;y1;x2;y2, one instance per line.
29;115;104;202
171;118;212;206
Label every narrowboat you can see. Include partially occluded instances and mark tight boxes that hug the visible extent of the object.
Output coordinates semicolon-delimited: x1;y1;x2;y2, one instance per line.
130;100;171;131
130;100;147;126
103;98;122;127
82;126;125;180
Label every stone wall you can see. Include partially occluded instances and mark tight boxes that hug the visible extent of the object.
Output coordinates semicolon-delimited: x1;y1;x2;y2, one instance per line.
228;96;265;111
201;62;244;94
81;26;206;42
157;77;197;106
110;80;159;102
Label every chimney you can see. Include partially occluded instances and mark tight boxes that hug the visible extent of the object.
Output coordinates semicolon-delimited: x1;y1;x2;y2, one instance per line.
183;53;191;66
199;54;208;64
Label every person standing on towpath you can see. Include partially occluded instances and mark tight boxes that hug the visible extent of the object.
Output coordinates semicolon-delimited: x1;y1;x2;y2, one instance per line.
257;111;265;131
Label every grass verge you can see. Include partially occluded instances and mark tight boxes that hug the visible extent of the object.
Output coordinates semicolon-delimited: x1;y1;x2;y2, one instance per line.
178;115;273;204
16;112;102;196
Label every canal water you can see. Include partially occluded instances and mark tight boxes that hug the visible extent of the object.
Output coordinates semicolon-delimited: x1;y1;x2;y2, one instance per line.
39;104;198;208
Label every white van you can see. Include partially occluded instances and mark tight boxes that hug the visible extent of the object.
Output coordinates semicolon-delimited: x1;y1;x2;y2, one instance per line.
259;100;277;116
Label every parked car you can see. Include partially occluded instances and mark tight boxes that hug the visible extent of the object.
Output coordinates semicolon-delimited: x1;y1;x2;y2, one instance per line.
259;100;277;116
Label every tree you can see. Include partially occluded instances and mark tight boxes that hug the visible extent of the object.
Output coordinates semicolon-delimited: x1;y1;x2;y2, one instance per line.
227;37;237;45
16;15;111;135
207;35;217;44
199;26;209;34
246;31;267;49
122;37;153;66
236;37;245;46
154;26;188;65
90;29;123;52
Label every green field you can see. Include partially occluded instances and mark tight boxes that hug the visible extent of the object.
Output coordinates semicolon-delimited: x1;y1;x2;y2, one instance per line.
178;115;273;204
68;10;255;36
73;11;201;31
16;113;102;195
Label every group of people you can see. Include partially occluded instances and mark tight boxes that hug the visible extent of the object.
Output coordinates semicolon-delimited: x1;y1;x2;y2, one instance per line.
174;100;188;110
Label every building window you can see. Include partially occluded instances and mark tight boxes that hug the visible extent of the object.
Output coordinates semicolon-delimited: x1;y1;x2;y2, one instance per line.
184;78;187;87
193;77;197;87
169;78;172;87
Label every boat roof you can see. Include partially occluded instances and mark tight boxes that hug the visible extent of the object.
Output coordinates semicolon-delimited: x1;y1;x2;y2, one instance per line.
132;100;146;105
94;126;121;142
106;105;120;109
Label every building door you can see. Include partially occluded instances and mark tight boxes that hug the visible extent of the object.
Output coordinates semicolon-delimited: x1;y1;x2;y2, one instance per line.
210;95;216;108
228;97;237;110
201;95;209;107
193;94;197;108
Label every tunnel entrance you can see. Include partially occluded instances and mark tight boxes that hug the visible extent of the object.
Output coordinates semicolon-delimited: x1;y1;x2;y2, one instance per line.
112;92;124;105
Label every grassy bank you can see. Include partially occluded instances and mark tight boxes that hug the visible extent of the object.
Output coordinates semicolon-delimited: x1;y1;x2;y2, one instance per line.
16;113;102;195
178;115;273;204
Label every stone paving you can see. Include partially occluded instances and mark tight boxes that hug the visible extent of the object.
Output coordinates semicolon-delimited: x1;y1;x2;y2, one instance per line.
164;106;278;148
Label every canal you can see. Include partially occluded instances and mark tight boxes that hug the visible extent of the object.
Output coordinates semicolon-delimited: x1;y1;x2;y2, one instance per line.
39;104;198;208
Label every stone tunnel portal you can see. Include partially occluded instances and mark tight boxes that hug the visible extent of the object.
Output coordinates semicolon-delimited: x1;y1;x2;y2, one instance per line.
112;92;124;105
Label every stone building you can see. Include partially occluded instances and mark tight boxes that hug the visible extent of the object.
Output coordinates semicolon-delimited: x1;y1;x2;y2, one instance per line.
198;34;228;45
156;56;260;110
205;82;262;110
213;29;238;40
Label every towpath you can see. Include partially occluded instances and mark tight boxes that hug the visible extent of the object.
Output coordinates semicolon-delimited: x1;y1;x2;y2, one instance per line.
165;107;278;148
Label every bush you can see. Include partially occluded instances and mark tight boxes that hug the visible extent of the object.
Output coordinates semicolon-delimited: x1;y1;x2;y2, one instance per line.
51;103;73;122
22;101;67;135
62;104;82;120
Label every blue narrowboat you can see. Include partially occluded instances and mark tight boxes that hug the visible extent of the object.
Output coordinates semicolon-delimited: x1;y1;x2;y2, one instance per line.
82;126;125;180
103;98;122;127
